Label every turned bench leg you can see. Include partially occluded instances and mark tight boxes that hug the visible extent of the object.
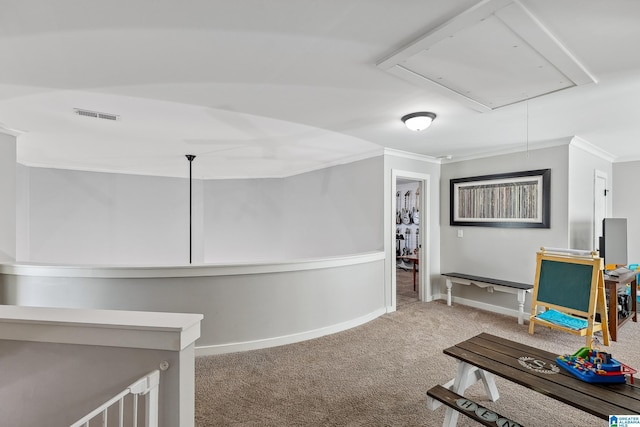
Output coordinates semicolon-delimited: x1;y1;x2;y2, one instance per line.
517;290;526;325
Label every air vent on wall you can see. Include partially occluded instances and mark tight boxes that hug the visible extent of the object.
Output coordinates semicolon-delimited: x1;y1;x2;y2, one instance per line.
74;108;120;121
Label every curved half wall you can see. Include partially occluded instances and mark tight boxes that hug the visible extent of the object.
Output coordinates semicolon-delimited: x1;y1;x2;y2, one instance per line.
0;252;386;355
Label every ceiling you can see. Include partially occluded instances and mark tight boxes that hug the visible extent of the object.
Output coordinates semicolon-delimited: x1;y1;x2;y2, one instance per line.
1;0;640;179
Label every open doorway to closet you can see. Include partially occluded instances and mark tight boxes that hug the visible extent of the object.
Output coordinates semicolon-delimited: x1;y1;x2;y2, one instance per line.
391;170;431;311
594;170;608;251
396;178;420;307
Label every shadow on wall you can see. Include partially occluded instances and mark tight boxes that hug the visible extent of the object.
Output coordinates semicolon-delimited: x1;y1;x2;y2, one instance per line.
571;220;595;252
0;250;13;262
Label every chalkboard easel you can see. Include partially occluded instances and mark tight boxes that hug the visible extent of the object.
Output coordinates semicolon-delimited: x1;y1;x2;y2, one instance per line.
528;247;609;346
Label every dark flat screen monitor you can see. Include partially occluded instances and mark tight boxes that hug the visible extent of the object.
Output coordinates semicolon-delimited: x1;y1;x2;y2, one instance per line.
600;218;628;268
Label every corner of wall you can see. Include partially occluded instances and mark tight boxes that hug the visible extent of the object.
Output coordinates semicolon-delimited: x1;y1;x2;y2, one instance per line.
0;133;17;260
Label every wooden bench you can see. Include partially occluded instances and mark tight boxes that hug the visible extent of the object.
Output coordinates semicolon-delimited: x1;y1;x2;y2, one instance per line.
427;384;523;427
443;273;533;324
430;333;640;426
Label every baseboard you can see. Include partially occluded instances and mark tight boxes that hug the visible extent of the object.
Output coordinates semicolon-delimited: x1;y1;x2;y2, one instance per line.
433;293;530;321
195;307;387;356
196;295;528;356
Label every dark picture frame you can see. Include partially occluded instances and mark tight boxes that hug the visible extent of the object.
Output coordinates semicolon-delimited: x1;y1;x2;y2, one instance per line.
450;169;550;228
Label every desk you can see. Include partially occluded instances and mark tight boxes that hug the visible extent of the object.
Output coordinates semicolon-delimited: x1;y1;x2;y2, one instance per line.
604;270;638;341
397;256;418;291
427;333;640;426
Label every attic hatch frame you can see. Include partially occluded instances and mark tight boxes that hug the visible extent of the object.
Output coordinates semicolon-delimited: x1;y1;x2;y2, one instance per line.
376;0;596;112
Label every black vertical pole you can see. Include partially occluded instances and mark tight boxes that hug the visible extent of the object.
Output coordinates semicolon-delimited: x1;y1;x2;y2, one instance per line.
186;155;196;264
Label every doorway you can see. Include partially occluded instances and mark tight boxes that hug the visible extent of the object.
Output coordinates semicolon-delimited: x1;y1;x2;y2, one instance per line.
390;170;431;311
395;178;420;308
594;170;608;251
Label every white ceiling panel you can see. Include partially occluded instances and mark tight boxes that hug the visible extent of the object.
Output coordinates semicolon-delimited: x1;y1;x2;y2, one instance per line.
1;0;640;177
379;0;596;111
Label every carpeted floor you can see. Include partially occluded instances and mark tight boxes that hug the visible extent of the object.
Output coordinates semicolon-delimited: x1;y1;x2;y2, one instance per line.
195;278;640;426
396;266;419;309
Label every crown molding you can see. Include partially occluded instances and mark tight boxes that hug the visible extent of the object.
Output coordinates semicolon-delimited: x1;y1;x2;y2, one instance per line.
18;148;386;180
569;136;616;163
383;147;441;164
441;138;571;164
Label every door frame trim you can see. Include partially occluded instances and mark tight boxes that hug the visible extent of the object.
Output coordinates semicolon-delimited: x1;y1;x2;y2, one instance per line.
390;169;432;311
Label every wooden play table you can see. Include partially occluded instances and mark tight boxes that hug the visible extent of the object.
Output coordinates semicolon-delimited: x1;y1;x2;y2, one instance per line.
427;333;640;426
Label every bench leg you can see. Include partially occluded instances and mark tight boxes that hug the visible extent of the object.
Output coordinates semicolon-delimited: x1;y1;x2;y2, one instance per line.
446;278;452;306
443;362;473;427
446;362;500;427
477;370;499;401
517;290;526;325
430;362;500;427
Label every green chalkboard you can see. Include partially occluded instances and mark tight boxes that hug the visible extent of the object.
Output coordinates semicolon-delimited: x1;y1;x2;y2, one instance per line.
536;259;595;313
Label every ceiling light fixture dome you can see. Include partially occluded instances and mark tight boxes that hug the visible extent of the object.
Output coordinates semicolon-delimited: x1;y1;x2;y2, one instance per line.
401;112;436;131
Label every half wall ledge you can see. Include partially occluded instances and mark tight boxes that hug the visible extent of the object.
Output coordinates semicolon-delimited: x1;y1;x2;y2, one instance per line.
0;251;386;354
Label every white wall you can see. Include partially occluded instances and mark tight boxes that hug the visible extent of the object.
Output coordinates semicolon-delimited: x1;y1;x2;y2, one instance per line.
439;145;570;307
16;157;383;265
613;160;640;264
203;177;286;262
0;133;16;261
17;166;199;265
202;157;383;262
1;255;385;353
568;143;613;251
283;156;384;258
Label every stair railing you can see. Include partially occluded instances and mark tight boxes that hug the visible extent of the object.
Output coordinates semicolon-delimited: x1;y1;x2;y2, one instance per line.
69;370;160;427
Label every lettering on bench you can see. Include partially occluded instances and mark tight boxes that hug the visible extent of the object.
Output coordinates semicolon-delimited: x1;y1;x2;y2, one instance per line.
518;356;559;374
497;420;523;427
454;398;522;427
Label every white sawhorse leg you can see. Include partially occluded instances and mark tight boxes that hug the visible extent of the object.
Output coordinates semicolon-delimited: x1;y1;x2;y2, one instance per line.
427;361;499;427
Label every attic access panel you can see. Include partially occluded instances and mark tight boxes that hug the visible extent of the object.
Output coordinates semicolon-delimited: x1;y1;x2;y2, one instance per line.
402;15;571;109
378;0;596;111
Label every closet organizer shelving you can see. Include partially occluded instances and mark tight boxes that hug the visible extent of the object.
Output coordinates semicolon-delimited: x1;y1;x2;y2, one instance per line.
396;182;420;264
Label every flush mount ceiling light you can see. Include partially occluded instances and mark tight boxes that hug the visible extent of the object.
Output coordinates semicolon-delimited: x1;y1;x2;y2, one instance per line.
401;112;436;131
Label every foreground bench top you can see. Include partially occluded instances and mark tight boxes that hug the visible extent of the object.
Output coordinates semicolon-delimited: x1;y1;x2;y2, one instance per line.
443;272;532;290
443;273;533;324
427;332;640;426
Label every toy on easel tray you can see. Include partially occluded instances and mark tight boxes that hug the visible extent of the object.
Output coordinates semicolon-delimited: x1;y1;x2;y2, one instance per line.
556;341;637;384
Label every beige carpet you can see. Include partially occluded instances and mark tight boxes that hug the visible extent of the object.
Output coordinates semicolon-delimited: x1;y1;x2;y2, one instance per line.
396;266;419;309
195;284;640;426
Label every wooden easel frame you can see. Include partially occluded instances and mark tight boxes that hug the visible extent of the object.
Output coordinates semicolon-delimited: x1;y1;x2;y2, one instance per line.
529;248;609;346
